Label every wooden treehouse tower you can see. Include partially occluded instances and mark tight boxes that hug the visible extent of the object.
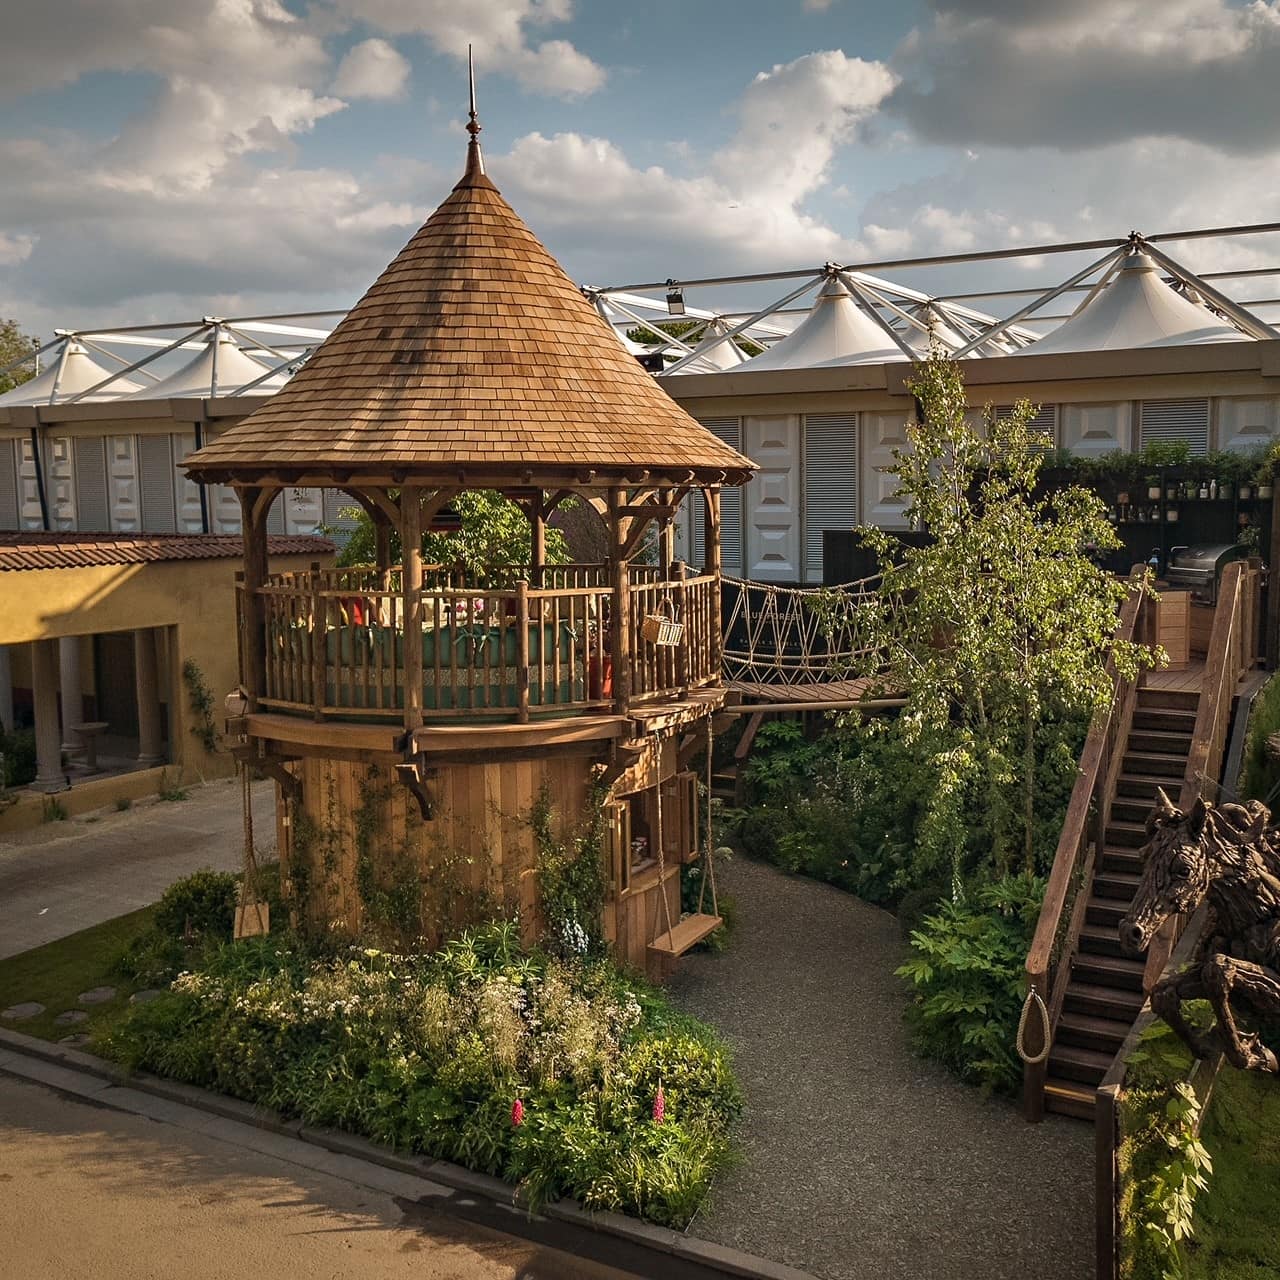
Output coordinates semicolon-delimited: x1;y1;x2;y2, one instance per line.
184;103;754;978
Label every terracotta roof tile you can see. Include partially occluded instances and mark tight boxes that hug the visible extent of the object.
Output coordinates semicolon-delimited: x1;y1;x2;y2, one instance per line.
0;532;334;572
184;145;754;486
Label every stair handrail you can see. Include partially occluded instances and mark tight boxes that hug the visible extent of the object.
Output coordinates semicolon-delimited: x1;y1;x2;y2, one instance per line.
1143;559;1260;988
1022;570;1150;1122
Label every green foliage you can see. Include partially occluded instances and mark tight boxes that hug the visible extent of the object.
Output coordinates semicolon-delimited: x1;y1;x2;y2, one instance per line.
0;318;39;395
838;355;1159;876
41;796;67;822
100;923;740;1227
114;795;132;812
896;873;1044;1094
1185;1068;1280;1278
735;713;1082;905
624;318;764;358
336;490;570;573
1241;672;1280;805
181;660;219;754
158;769;189;802
1119;1015;1215;1280
1140;440;1194;470
0;726;37;787
353;768;424;943
153;868;240;941
533;781;607;958
681;855;735;953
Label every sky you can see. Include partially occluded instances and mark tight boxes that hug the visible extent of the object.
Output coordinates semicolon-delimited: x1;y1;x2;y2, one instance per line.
2;0;1280;339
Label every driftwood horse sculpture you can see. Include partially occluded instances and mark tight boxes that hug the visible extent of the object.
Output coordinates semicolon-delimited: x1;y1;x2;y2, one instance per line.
1120;790;1280;1073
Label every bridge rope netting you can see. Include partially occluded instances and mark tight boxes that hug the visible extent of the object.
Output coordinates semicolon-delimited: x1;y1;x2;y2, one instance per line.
719;575;890;688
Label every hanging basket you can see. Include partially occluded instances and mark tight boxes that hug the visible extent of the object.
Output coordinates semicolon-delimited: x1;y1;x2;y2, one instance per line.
641;598;684;647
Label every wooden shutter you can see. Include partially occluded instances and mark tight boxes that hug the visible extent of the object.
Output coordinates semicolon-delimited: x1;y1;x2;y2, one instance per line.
322;489;362;546
604;801;632;894
137;434;177;532
678;771;700;864
0;440;19;529
1139;399;1210;454
73;437;110;530
266;493;287;535
802;413;857;584
691;417;743;575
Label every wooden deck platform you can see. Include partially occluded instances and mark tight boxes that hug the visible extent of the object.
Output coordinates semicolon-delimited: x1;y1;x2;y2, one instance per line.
1141;660;1206;695
726;676;892;707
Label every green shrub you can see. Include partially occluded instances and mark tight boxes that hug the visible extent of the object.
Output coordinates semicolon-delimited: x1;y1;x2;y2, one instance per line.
896;873;1044;1093
1242;672;1280;803
0;727;37;787
153;869;240;941
100;921;740;1228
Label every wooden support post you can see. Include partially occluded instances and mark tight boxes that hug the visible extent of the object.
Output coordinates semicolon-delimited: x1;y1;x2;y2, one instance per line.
703;486;723;680
516;579;531;722
401;487;424;732
310;561;325;721
658;486;676;577
1267;474;1280;670
530;494;546;589
374;518;392;592
238;486;270;712
609;488;632;716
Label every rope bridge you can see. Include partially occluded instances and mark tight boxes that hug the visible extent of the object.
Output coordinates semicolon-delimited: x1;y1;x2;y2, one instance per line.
720;575;890;705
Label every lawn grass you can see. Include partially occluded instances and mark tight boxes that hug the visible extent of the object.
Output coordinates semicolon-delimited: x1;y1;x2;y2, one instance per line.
1186;1068;1280;1279
0;906;156;1043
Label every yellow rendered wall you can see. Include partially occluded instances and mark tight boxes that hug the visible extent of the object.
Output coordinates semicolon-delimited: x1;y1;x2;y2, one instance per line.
0;551;327;783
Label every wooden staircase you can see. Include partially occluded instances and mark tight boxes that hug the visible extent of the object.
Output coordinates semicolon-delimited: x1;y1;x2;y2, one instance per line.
1043;685;1198;1118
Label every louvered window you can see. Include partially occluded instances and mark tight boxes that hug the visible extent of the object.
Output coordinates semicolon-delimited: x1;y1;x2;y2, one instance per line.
802;413;857;583
73;438;109;531
993;403;1057;450
691;417;743;575
1139;399;1210;454
137;434;177;532
0;440;18;530
266;493;287;535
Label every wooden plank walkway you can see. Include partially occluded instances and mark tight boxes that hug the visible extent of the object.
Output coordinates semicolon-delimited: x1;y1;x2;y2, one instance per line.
726;676;881;706
1142;660;1206;695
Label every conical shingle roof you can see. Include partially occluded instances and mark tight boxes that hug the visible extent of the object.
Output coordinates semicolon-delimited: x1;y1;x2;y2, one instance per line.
184;136;753;487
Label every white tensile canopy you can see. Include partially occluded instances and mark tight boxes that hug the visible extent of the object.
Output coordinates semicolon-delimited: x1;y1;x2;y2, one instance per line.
0;340;142;405
662;317;750;375
900;303;967;356
133;329;288;398
1025;251;1251;355
744;277;907;370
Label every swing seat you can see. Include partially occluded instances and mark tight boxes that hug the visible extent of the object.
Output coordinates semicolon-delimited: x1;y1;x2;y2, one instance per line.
648;913;722;957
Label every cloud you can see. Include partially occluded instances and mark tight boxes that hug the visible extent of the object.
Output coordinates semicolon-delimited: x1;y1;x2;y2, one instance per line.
333;38;410;99
323;0;605;96
889;0;1280;152
0;233;36;267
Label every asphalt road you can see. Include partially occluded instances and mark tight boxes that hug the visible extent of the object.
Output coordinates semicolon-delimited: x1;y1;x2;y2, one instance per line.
0;1074;641;1280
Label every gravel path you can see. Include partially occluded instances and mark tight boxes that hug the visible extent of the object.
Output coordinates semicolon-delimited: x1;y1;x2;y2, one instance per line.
668;855;1093;1280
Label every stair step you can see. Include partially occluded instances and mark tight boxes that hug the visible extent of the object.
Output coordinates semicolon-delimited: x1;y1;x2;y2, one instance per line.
1086;896;1129;927
1110;796;1157;823
1048;1042;1116;1085
1138;688;1200;711
1121;752;1188;781
1100;846;1145;874
1044;1077;1097;1119
1074;952;1147;992
1106;820;1151;848
1115;773;1169;799
1132;707;1199;732
1094;869;1142;900
1064;981;1145;1019
1057;1010;1131;1054
1128;729;1193;756
1079;923;1126;958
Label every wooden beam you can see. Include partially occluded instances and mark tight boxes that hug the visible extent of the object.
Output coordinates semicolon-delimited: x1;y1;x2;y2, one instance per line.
401;486;424;732
238;487;269;712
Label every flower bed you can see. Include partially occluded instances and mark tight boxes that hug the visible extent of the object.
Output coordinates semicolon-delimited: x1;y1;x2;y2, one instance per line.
99;920;740;1227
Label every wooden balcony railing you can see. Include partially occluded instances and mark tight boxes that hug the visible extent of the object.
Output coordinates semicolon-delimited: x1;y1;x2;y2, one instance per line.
239;564;720;725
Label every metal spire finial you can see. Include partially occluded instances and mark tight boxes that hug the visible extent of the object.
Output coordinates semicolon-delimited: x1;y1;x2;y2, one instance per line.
463;44;485;177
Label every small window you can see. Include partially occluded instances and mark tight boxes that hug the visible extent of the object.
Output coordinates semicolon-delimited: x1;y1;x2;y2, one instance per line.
1138;399;1210;455
992;403;1057;451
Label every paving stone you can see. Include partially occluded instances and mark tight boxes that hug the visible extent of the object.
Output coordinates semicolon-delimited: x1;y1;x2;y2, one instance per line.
57;1033;91;1048
1;1003;45;1021
53;1010;89;1026
77;987;116;1005
129;989;164;1005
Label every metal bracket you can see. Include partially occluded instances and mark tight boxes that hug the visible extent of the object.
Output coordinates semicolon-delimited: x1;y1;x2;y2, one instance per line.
395;754;437;821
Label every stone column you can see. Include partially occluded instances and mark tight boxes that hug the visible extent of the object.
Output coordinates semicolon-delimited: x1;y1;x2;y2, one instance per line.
0;645;13;734
32;639;64;792
59;636;82;753
134;628;164;766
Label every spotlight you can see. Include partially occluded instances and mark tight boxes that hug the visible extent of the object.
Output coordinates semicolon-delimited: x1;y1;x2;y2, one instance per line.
665;280;685;316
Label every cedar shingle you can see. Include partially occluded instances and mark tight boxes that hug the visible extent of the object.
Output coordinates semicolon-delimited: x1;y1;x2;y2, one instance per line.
184;146;753;485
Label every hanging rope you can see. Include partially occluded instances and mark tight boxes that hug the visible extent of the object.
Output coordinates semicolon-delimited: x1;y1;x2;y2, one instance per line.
698;712;720;918
1015;987;1051;1065
654;733;677;941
